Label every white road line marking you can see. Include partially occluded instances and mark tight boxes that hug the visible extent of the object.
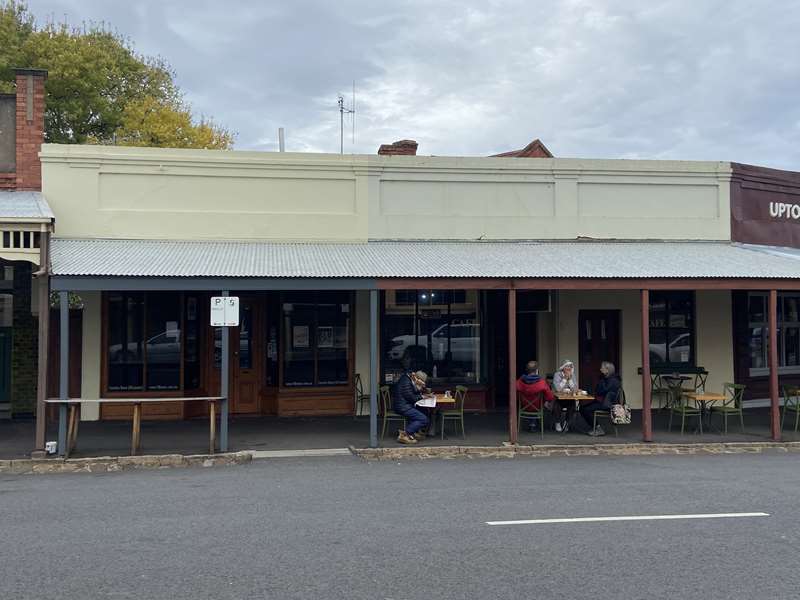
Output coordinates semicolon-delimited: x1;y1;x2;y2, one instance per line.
486;512;770;526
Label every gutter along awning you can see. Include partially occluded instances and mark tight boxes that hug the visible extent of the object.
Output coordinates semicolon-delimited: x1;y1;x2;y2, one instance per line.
49;238;800;291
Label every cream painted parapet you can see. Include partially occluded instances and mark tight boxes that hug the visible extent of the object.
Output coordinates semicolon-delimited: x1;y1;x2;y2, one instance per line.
372;157;733;241
41;144;733;243
40;145;371;242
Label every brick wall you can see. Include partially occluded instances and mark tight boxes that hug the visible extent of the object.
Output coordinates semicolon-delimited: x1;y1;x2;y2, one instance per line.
14;69;47;191
10;261;37;415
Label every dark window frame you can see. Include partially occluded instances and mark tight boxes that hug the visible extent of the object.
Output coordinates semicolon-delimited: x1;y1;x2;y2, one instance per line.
280;291;352;388
648;291;696;369
103;291;200;396
380;289;483;385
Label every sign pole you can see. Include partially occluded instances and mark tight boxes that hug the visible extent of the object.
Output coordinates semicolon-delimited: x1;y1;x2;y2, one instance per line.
220;292;230;452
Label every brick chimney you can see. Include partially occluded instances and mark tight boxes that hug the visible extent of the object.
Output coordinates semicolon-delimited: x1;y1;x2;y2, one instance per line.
14;68;47;191
377;139;418;156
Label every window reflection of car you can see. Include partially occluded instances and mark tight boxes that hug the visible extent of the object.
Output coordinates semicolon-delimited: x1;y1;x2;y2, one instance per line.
388;323;479;362
649;333;691;363
109;330;180;363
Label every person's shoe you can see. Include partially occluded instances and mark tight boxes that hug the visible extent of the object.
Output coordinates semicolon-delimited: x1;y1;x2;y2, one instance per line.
412;431;426;441
555;421;563;433
587;425;606;437
397;431;418;444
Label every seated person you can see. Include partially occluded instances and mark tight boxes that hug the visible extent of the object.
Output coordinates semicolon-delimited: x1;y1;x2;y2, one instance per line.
551;359;578;432
579;361;622;437
392;369;430;444
516;360;555;432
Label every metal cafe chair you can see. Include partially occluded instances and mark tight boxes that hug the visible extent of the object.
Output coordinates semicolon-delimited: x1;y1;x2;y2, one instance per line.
782;385;800;432
353;373;370;418
440;385;467;439
517;391;545;440
709;382;746;434
379;385;406;439
592;388;626;437
651;374;672;411
668;387;703;434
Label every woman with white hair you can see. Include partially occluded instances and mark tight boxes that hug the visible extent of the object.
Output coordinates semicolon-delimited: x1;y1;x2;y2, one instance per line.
551;359;578;432
580;361;622;437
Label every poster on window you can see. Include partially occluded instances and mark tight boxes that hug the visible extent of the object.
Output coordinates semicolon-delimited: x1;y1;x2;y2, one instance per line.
317;326;333;348
293;325;309;348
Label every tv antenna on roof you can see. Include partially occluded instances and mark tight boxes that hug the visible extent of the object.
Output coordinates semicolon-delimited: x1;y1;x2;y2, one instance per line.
338;81;355;154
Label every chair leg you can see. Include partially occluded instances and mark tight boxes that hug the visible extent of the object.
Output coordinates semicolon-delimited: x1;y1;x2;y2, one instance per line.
698;412;702;435
540;411;544;440
739;411;744;433
668;410;673;432
723;412;728;435
381;415;387;440
794;408;799;433
680;412;685;434
461;414;466;439
441;416;445;440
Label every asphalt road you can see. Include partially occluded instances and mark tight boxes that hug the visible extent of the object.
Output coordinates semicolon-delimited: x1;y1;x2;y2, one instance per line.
2;453;799;600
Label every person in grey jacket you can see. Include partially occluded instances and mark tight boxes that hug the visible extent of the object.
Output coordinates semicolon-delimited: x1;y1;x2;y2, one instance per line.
551;359;578;432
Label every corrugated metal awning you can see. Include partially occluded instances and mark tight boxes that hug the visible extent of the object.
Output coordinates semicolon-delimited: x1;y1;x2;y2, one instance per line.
0;191;55;222
49;238;800;280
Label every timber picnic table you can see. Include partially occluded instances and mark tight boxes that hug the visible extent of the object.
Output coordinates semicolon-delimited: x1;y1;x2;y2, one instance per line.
45;397;224;458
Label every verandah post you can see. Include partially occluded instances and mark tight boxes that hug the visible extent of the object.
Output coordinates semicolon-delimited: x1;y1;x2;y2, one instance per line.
220;290;230;452
641;289;653;442
369;289;378;448
57;290;69;456
769;289;780;442
34;231;50;451
508;288;517;445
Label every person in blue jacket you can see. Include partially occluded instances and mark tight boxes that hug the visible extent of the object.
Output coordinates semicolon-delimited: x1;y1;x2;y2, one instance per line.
392;370;430;444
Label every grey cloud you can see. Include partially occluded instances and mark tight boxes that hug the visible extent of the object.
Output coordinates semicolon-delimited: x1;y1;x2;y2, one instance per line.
25;0;800;168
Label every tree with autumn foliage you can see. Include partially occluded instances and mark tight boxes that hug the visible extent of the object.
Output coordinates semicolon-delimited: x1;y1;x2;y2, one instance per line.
0;0;233;149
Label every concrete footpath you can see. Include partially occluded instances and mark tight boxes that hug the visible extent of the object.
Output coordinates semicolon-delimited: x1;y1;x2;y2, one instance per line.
2;440;799;475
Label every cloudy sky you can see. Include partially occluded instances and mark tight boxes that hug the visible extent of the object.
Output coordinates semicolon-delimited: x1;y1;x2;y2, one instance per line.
25;0;800;169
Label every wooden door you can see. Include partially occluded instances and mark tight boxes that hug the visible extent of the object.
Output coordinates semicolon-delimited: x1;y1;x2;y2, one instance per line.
230;297;261;414
0;327;10;405
578;310;620;394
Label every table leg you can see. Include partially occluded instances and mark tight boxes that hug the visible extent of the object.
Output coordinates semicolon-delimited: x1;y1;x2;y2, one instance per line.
131;403;142;455
69;404;80;455
427;408;438;437
209;400;217;454
65;405;76;459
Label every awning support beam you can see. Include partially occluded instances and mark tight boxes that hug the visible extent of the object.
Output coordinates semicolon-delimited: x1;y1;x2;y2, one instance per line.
57;291;68;456
369;290;378;448
508;289;517;445
641;289;653;442
769;289;780;441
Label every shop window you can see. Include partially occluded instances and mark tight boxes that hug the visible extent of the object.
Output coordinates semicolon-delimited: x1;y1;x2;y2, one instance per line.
649;291;695;367
747;292;800;375
106;292;187;392
282;291;350;387
382;289;482;385
0;293;12;327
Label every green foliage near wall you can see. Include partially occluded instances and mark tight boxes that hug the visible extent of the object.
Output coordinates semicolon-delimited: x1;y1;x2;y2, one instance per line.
0;1;233;149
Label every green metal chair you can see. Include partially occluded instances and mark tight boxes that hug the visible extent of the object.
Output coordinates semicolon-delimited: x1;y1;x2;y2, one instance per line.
517;391;545;440
781;385;800;432
379;385;406;439
668;387;703;434
651;374;672;411
440;385;467;439
353;373;370;418
709;382;745;434
593;388;626;437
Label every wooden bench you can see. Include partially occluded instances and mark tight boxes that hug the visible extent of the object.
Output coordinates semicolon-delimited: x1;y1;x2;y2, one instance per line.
45;397;224;458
